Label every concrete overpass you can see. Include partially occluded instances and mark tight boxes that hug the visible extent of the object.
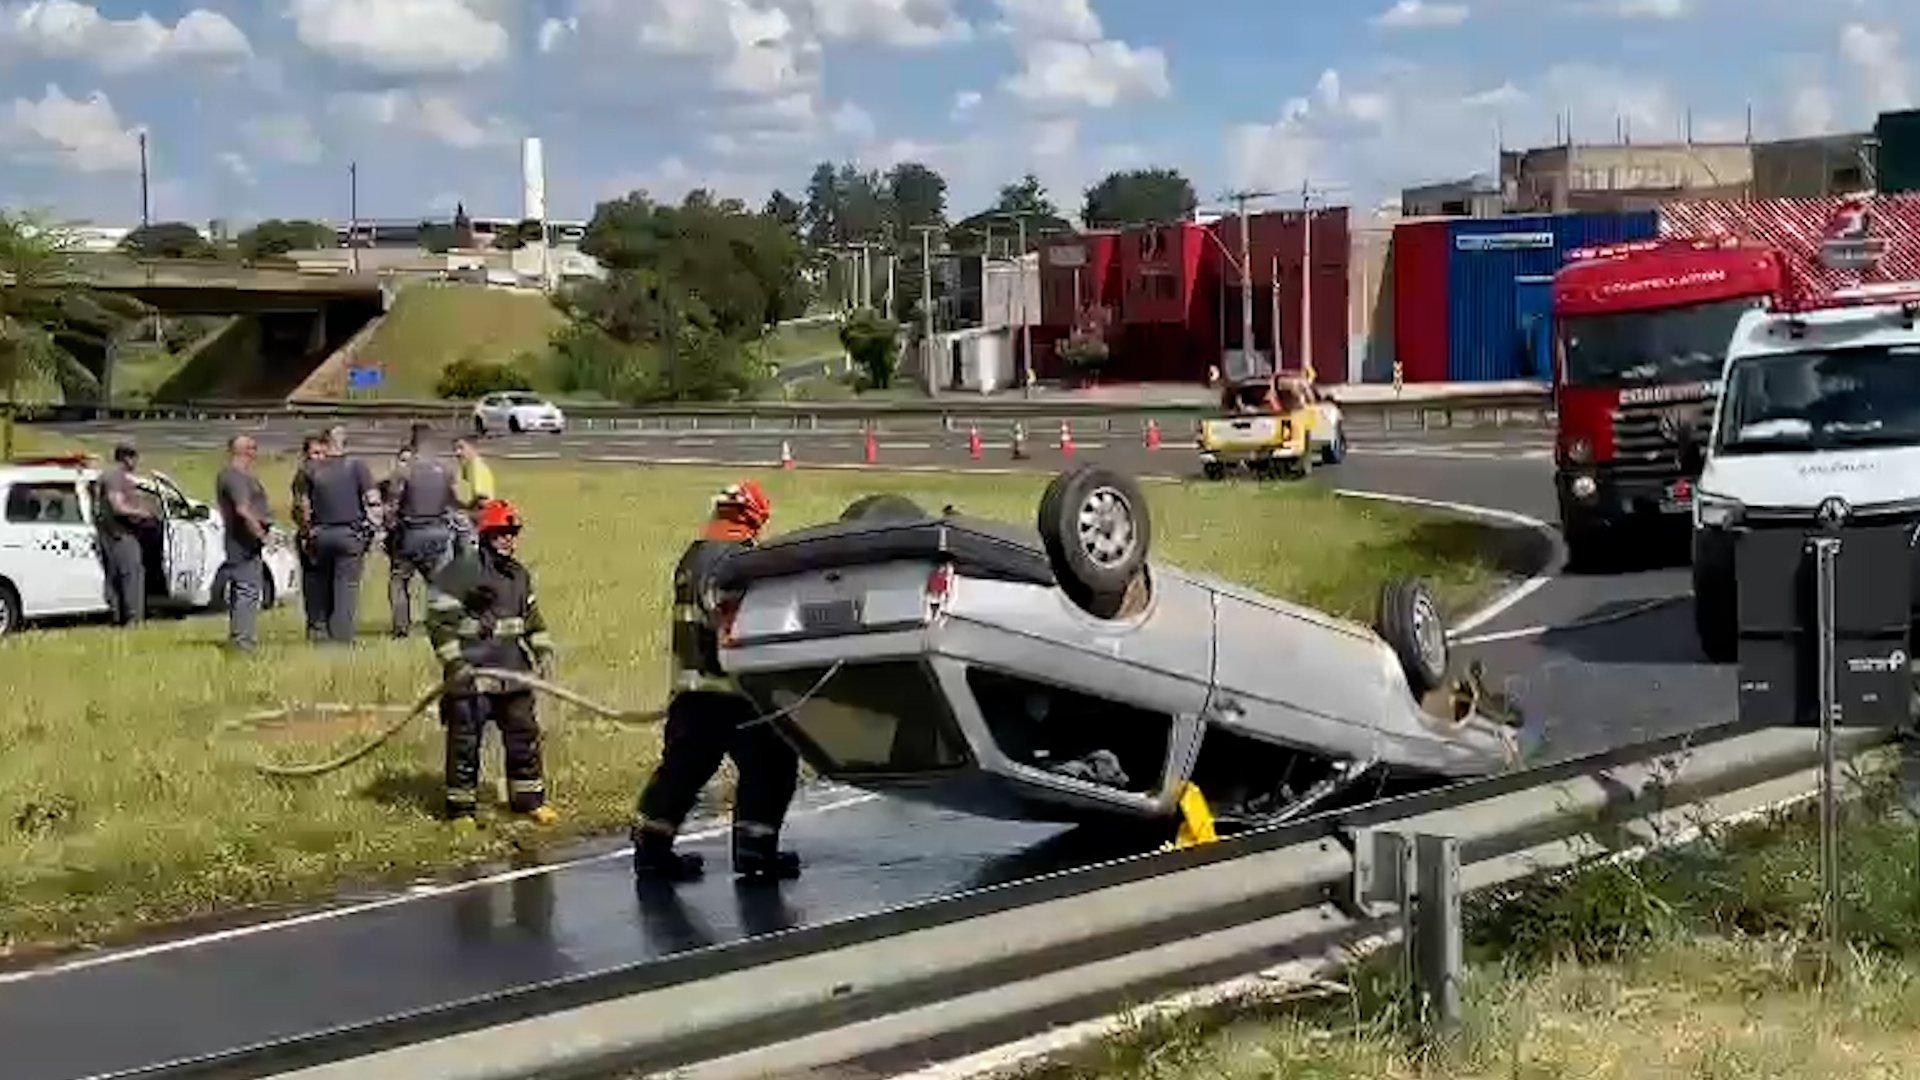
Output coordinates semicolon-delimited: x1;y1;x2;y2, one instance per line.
67;253;386;315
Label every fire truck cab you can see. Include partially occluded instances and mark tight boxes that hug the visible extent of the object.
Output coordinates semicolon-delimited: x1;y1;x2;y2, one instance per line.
1551;239;1785;568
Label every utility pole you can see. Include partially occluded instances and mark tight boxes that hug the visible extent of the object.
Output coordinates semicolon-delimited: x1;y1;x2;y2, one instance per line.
1226;189;1275;373
1301;182;1314;382
913;225;942;393
1017;214;1033;397
349;161;361;275
138;131;150;226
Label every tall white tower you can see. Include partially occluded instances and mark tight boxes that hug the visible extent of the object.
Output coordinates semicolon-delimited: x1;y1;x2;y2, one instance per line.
521;136;547;223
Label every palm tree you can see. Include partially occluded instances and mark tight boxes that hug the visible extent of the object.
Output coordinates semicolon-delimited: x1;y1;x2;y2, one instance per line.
0;210;147;456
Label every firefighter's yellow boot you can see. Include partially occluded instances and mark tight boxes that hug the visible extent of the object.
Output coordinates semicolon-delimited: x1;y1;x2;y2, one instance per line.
523;805;560;827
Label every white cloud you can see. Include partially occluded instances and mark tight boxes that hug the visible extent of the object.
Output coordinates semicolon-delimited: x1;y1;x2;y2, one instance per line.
990;0;1101;41
805;0;970;47
329;90;517;150
0;84;142;173
1840;23;1912;111
1370;1;1470;29
1005;39;1171;109
950;89;981;121
218;151;255;187
0;0;249;72
288;0;509;76
1589;0;1689;17
243;113;324;165
537;16;576;53
605;155;780;205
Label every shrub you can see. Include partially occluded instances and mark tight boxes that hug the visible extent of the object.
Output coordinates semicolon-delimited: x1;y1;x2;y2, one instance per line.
839;310;900;390
434;354;535;399
1057;332;1110;368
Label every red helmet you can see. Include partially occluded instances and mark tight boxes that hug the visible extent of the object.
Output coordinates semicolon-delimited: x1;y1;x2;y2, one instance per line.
475;500;523;534
712;480;772;530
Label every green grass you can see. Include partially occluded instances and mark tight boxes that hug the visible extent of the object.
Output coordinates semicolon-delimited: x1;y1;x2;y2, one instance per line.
358;283;568;397
1036;754;1920;1080
0;454;1513;959
762;321;846;366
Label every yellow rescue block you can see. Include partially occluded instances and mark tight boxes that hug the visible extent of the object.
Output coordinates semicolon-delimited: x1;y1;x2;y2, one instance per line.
1169;782;1219;849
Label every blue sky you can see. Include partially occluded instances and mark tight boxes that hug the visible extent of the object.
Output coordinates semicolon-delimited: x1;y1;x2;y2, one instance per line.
0;0;1913;229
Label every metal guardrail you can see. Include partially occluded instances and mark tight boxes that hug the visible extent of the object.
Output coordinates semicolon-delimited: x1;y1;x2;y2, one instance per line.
32;387;1556;435
117;719;1893;1080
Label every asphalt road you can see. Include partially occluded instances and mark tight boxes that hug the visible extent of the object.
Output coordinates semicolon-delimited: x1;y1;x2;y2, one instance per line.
1;415;1724;1080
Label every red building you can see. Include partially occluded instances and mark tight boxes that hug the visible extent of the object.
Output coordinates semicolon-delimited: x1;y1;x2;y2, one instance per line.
1029;209;1352;385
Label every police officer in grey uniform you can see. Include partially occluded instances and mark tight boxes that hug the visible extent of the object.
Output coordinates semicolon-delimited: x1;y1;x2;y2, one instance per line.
386;433;460;637
96;443;154;625
303;447;379;643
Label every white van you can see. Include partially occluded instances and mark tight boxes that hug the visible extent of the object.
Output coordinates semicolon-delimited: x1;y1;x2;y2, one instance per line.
0;457;302;635
1689;285;1920;661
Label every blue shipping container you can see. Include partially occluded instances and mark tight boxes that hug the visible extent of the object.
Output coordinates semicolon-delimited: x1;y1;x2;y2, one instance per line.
1445;211;1659;382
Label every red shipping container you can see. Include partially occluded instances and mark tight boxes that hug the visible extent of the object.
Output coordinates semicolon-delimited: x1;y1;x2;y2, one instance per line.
1038;231;1122;333
1205;208;1352;383
1659;194;1920;297
1119;222;1213;326
1392;219;1451;383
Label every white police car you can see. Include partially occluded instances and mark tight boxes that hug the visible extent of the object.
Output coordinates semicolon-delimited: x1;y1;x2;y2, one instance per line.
0;456;302;635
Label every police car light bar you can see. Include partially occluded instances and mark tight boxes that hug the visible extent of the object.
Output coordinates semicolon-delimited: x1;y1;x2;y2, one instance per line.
8;452;96;467
1775;279;1920;314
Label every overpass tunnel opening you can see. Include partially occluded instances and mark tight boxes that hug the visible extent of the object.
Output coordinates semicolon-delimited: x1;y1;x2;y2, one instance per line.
143;298;382;403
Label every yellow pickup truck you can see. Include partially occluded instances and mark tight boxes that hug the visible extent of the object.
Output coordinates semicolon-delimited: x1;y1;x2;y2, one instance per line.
1198;375;1346;480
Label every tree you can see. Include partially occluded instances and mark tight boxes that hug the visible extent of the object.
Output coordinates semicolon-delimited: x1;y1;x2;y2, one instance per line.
419;222;456;254
1081;167;1198;228
236;219;335;261
951;174;1073;254
885;162;948;233
120;221;215;259
835;164;889;245
764;189;803;236
802;162;841;249
0;211;144;453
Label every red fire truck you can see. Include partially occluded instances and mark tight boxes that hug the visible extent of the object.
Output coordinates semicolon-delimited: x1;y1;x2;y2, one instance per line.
1551;237;1787;566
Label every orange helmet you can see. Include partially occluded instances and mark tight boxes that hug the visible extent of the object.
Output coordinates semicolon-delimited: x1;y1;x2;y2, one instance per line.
711;479;772;531
475;500;523;534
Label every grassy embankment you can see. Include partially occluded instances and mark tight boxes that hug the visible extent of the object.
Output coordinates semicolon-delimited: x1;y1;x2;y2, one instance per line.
0;443;1521;961
1039;757;1920;1080
356;283;570;398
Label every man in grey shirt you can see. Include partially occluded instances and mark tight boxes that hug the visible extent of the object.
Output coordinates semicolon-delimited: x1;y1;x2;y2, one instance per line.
215;434;273;652
385;431;459;637
303;445;380;643
96;443;155;625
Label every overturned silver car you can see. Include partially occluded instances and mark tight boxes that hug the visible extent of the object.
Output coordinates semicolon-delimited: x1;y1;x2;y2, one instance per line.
712;465;1542;832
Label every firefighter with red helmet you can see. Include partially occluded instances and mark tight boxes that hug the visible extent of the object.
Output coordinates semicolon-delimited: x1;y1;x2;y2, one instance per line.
426;499;559;827
632;479;802;883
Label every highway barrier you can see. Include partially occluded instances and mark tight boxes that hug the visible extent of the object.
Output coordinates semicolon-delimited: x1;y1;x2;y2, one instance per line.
27;384;1555;437
122;719;1894;1080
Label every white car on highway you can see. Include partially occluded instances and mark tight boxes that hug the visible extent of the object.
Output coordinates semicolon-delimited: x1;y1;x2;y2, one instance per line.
0;456;302;635
471;392;566;435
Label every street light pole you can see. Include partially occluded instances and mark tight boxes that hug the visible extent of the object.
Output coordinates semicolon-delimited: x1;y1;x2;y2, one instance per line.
137;131;150;227
349;161;361;275
1226;189;1275;374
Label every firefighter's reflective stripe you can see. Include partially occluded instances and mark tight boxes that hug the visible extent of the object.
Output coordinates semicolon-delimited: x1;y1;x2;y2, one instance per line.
674;603;703;621
435;639;462;662
509;778;545;795
446;787;478;805
452;615;528;638
428;591;464;612
675;670;734;693
526;630;556;653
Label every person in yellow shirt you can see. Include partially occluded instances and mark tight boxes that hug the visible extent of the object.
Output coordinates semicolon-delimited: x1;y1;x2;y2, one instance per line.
452;437;497;556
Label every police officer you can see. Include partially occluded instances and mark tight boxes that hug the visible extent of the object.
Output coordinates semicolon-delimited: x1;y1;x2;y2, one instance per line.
301;439;379;643
385;434;459;638
425;500;558;827
96;443;155;625
632;480;801;884
291;434;331;639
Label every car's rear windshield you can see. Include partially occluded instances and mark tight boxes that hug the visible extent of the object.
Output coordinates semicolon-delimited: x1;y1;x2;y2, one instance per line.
504;393;545;404
736;661;971;774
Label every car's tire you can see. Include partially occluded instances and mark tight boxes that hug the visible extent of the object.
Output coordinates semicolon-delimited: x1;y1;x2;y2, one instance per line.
1375;577;1449;698
1202;461;1226;481
1320;422;1347;465
840;493;927;521
509;416;523;434
0;579;20;637
473;416;486;436
1037;464;1152;613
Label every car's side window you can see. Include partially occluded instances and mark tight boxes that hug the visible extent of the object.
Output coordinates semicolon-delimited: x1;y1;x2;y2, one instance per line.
5;481;85;525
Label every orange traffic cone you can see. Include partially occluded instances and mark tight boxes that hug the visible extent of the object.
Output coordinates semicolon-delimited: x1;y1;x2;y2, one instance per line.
864;428;878;464
781;440;795;469
968;425;982;459
1145;419;1162;450
1060;420;1075;457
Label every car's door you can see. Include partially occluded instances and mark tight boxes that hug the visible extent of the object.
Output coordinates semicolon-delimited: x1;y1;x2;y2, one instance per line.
146;473;212;604
0;478;104;615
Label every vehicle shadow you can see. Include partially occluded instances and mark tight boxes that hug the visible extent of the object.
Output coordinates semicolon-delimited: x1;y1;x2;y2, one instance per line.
1361;517;1557;583
963;822;1170;890
1534;597;1717;666
1557;525;1693;576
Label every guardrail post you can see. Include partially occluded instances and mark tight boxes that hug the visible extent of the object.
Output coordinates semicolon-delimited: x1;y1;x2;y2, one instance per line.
1407;833;1463;1047
1811;534;1844;965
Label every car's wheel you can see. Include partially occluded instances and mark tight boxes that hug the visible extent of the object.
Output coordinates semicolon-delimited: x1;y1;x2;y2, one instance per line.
473;415;486;436
1037;464;1152;613
840;493;927;521
1375;577;1448;698
0;579;20;637
1202;460;1226;481
509;415;523;434
1320;422;1347;465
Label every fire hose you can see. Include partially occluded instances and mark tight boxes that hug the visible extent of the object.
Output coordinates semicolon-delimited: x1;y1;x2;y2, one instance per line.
211;663;845;779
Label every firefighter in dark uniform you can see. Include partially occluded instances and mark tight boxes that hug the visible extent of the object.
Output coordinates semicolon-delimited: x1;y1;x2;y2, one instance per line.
426;499;560;828
632;479;802;883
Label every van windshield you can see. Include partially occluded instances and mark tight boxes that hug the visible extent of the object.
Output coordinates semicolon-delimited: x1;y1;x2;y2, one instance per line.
1715;343;1920;454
